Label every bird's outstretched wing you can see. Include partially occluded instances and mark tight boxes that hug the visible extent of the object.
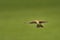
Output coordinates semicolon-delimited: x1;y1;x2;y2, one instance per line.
29;21;36;24
39;20;47;23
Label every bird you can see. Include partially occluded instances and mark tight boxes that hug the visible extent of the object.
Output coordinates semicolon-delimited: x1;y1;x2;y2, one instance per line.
29;20;47;28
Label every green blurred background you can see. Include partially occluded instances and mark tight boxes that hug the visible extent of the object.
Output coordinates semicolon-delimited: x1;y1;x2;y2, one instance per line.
0;0;60;40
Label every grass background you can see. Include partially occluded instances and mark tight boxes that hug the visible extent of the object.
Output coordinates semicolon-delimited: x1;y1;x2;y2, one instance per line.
0;0;60;40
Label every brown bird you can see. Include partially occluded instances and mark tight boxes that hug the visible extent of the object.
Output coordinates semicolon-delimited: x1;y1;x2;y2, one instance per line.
29;20;47;28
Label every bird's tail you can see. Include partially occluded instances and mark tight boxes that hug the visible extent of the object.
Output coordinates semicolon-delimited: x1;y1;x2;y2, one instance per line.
37;24;43;28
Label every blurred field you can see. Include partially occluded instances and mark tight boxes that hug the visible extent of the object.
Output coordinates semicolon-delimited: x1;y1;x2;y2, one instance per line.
0;0;60;40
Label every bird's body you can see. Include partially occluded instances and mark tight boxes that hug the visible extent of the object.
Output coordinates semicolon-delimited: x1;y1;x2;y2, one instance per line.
29;20;47;28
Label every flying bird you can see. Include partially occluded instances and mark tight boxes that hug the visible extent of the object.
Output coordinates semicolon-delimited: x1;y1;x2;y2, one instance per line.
29;20;47;28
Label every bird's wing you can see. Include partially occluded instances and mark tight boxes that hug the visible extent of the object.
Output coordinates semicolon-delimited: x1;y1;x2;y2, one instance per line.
39;20;47;23
29;21;36;24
